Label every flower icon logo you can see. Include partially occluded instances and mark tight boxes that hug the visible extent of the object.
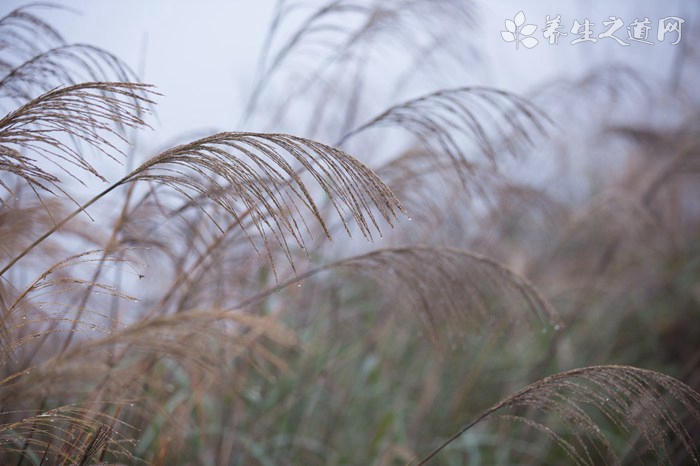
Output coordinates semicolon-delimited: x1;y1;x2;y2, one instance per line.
501;11;539;49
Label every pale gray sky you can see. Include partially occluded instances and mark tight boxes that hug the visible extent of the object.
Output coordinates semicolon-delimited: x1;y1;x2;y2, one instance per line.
1;1;697;150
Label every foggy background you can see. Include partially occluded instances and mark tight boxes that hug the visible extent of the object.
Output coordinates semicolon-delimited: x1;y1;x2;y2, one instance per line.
2;0;697;152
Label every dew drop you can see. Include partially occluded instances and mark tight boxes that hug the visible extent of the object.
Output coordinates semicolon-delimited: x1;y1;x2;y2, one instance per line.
553;324;561;331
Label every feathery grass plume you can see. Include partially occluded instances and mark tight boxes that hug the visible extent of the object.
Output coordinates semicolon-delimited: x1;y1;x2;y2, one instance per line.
0;44;141;105
0;404;132;465
374;148;467;214
532;65;651;114
6;311;299;403
121;132;405;274
415;365;700;465
0;4;140;105
0;310;298;463
75;424;113;466
337;246;560;339
370;148;510;247
0;249;137;367
236;246;560;342
2;130;404;278
131;209;277;313
375;149;482;244
244;0;476;133
538;116;700;290
609;122;700;206
338;87;549;187
60;310;299;374
0;4;67;65
0;192;125;300
0;82;155;196
539;116;700;374
0;196;67;254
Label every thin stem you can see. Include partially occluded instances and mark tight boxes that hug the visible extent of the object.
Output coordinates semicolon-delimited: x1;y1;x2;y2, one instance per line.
0;175;131;277
412;407;500;466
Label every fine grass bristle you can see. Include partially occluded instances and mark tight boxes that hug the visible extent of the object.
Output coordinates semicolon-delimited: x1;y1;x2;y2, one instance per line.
415;365;700;466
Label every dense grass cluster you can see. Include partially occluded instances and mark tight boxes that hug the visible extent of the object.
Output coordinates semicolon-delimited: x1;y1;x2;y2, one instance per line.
1;2;699;465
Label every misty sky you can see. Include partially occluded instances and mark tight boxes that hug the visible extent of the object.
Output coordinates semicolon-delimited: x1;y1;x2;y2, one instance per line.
1;0;697;152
